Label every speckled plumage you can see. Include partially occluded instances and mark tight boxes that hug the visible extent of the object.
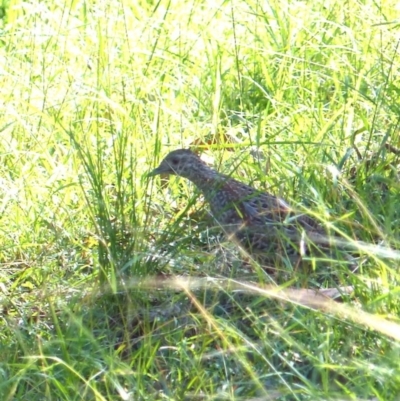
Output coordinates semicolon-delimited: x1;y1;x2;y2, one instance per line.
149;149;327;268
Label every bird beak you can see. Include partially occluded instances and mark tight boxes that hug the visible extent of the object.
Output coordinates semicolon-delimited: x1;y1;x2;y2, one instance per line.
148;167;162;177
148;164;171;177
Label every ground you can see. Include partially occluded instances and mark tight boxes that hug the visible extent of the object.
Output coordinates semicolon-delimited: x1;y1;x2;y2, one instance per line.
0;0;400;399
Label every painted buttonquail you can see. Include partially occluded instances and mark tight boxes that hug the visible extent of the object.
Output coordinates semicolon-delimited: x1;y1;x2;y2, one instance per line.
149;149;334;271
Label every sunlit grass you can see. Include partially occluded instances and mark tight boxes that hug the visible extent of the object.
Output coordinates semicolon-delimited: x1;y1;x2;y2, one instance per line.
0;0;400;399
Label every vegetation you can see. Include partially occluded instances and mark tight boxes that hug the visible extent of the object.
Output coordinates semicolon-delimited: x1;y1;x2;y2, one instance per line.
0;0;399;399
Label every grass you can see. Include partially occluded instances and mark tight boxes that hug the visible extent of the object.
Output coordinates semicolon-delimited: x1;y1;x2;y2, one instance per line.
0;0;400;399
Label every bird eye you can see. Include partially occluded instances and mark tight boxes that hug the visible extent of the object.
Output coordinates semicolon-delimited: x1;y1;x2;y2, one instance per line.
170;158;179;165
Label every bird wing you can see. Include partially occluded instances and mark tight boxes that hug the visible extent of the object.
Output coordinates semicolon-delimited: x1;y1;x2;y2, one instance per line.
241;193;290;225
229;180;323;232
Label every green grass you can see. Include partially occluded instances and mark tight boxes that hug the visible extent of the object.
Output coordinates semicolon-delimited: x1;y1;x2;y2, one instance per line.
1;0;400;399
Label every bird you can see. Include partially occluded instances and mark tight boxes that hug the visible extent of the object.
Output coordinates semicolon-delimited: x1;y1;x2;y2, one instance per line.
149;148;335;273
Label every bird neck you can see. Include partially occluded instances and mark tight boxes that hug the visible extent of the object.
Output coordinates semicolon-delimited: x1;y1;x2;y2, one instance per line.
184;166;226;196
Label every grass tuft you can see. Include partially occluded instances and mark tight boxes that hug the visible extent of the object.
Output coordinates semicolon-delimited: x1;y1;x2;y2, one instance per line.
1;0;400;399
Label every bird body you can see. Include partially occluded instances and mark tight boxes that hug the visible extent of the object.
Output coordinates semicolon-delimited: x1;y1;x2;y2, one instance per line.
149;149;327;269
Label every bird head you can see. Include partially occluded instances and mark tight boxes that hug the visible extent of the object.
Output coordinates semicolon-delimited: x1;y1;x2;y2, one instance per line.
148;149;205;179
